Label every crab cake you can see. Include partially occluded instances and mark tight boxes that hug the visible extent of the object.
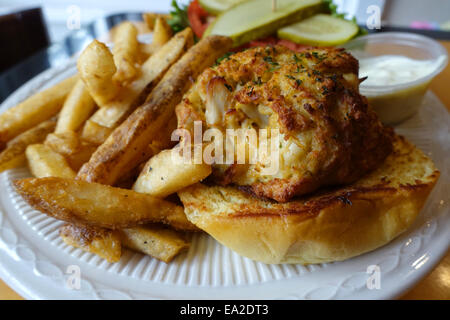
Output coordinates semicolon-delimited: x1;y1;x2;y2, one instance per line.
176;45;393;202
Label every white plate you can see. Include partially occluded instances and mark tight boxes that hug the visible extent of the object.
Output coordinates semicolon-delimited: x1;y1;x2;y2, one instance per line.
0;58;449;300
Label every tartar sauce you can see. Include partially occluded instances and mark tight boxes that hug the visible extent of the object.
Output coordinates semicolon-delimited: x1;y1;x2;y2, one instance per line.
358;55;446;86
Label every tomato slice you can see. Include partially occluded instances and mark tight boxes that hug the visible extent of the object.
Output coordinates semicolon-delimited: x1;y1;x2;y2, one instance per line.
187;0;210;38
187;0;324;50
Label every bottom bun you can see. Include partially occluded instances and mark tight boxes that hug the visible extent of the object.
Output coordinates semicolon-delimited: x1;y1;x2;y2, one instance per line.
178;135;439;264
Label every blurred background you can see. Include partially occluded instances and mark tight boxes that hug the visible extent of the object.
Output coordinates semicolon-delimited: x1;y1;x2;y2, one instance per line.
1;0;450;101
1;0;450;43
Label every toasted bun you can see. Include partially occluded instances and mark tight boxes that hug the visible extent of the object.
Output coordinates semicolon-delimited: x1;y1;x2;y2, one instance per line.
178;135;439;264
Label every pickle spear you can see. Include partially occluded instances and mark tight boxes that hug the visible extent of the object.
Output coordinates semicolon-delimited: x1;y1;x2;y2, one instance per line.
198;0;247;15
204;0;328;47
278;14;359;46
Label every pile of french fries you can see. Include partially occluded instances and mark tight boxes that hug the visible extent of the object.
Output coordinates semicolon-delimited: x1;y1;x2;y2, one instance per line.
0;14;232;263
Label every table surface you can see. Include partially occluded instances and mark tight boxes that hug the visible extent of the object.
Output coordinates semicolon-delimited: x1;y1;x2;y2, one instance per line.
0;41;449;301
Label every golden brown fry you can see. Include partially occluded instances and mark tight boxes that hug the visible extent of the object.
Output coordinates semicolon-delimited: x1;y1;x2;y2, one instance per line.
80;28;194;144
55;79;96;134
111;115;177;187
45;131;80;155
26;144;76;179
120;225;190;263
44;131;96;171
80;120;113;145
77;34;233;185
153;17;173;46
112;22;139;83
114;163;144;189
138;43;158;63
134;148;212;198
0;119;56;173
137;17;172;63
82;89;135;130
0;151;24;173
0;75;77;146
14;177;199;231
60;223;189;263
65;142;97;172
60;223;121;263
151;114;178;150
142;13;170;30
77;40;119;107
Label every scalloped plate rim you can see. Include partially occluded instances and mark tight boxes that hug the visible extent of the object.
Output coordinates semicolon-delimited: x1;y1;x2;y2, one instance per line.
0;56;449;300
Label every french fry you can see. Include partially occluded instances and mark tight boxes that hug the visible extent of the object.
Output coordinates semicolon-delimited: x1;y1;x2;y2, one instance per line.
80;120;113;145
120;225;190;263
109;115;177;187
142;13;170;30
62;120;181;263
153;17;173;46
55;79;96;134
0;75;77;146
82;89;135;129
60;223;189;263
45;131;80;155
147;115;178;156
138;42;159;62
80;28;194;144
0;119;56;173
77;40;119;107
134;148;211;198
6;21;219;265
114;113;176;184
112;22;139;83
138;17;172;63
105;27;194;125
26;144;76;179
14;177;199;231
114;163;145;189
65;142;97;172
44;132;97;171
60;123;190;263
77;34;233;185
60;223;121;263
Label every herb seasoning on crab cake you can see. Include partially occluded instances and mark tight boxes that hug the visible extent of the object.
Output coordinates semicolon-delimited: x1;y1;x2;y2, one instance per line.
176;45;393;202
